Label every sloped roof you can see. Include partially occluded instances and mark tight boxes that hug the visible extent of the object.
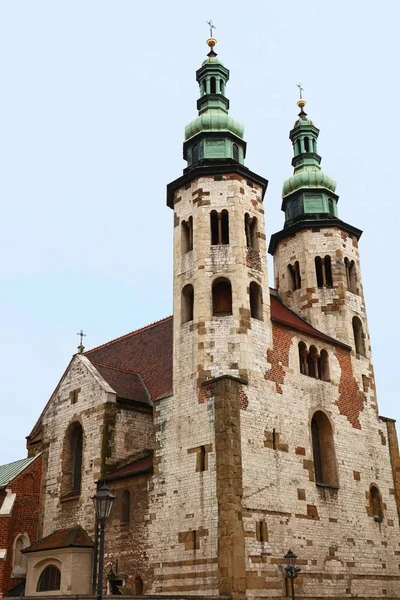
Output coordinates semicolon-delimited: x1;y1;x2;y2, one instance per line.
85;316;173;401
0;455;39;490
23;526;94;553
270;292;350;349
102;454;153;482
92;363;152;405
27;295;350;445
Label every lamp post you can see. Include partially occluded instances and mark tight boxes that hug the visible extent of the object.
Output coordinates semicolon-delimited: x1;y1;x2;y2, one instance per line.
92;483;116;600
284;549;301;600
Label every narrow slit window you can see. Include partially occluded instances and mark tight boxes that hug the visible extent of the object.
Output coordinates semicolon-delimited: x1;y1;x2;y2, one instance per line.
298;342;308;375
315;256;323;288
352;316;366;356
210;211;219;245
199;446;206;472
370;485;383;522
249;281;263;320
324;255;333;287
221;210;229;244
233;143;239;161
304;137;310;152
210;77;216;93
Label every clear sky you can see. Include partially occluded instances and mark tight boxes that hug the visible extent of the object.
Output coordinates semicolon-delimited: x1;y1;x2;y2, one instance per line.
1;0;399;464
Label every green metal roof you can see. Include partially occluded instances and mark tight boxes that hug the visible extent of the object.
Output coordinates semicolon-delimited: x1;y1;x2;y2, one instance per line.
0;455;38;489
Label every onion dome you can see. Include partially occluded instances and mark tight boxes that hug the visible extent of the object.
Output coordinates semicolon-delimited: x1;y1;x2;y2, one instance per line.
183;38;246;172
281;99;339;227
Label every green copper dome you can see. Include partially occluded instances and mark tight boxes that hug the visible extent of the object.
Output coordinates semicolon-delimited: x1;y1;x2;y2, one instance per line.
182;39;246;171
283;166;336;197
281;100;339;227
185;111;244;141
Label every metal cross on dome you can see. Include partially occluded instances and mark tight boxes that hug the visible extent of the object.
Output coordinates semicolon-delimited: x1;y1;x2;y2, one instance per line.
297;82;304;100
206;20;216;37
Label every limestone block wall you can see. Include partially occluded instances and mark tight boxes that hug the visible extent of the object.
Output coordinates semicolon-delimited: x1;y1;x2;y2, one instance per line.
41;356;115;537
239;322;400;598
172;174;271;386
112;407;154;463
273;227;368;352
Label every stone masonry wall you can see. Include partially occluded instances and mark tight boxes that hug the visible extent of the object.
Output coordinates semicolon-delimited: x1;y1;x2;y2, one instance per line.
240;320;400;598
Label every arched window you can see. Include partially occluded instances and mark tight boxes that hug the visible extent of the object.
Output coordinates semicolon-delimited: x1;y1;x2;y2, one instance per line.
249;282;263;320
181;284;194;324
211;210;229;245
221;210;229;244
319;349;330;381
121;490;130;525
296;140;301;155
315;256;323;288
315;256;333;287
245;214;259;250
311;411;338;487
233;143;239;161
37;565;61;592
345;258;357;293
210;77;216;93
370;485;383;522
288;262;301;291
307;345;319;379
212;278;232;316
192;144;199;163
292;197;301;218
328;198;334;216
304;137;310;152
324;255;333;287
352;316;366;356
220;79;224;95
62;422;83;495
181;217;193;254
134;576;144;595
12;534;29;576
210;210;219;245
298;342;308;375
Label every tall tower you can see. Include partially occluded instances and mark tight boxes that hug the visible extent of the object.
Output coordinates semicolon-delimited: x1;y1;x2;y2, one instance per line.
151;37;270;599
269;98;371;360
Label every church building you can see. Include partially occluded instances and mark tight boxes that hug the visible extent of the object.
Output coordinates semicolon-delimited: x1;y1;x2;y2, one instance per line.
14;36;400;599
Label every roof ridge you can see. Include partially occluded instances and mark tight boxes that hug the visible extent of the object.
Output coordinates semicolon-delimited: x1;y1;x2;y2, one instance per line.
91;361;140;375
84;315;173;354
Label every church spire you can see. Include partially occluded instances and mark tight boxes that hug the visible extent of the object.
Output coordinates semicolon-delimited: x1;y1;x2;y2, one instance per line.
183;37;246;172
281;96;338;228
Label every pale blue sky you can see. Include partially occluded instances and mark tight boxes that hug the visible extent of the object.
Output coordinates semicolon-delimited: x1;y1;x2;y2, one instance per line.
1;1;399;463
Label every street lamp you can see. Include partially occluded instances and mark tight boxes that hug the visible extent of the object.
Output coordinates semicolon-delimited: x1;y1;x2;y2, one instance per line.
284;549;301;600
92;483;116;600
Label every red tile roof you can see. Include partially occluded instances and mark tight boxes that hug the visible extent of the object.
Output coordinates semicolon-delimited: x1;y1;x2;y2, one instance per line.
23;526;94;553
93;362;151;405
85;316;173;401
270;292;350;349
102;454;153;482
27;295;349;445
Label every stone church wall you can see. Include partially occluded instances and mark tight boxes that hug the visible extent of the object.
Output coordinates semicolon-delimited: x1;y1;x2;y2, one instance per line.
240;321;400;598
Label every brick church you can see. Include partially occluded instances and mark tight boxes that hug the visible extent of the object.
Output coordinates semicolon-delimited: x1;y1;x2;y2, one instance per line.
3;36;400;599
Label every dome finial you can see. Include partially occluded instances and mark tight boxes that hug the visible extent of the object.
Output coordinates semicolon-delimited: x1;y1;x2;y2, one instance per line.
296;83;307;119
206;20;217;57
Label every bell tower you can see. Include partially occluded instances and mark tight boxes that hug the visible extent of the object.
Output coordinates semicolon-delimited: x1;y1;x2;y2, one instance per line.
269;98;371;361
167;36;270;391
151;37;270;599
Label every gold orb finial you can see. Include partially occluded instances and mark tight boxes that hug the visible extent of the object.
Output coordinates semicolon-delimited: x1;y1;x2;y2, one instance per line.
207;37;217;48
297;99;306;109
